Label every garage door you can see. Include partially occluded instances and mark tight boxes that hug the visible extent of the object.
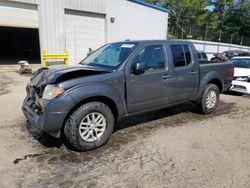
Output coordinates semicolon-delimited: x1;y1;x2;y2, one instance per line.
65;10;106;64
0;1;38;28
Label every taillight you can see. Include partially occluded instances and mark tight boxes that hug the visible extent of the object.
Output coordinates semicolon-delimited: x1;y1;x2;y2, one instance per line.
231;64;235;78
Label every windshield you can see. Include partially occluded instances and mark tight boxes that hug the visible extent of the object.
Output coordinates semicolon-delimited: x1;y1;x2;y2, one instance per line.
231;59;250;69
80;42;138;69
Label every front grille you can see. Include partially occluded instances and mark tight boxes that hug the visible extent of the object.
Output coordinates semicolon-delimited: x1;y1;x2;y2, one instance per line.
26;85;43;114
27;84;44;98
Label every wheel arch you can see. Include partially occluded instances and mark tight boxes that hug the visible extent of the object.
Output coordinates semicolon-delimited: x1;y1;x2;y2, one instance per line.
62;96;119;132
196;72;224;101
207;78;223;93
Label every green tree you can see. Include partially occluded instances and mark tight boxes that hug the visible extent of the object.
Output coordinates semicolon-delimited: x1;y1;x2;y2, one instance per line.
222;0;250;44
145;0;208;39
144;0;250;45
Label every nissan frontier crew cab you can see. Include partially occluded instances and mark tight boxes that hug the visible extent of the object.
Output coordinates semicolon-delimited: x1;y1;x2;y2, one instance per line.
22;40;234;151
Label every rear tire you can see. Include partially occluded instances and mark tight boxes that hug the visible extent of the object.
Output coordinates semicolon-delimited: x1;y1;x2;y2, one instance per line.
64;102;114;151
197;84;219;114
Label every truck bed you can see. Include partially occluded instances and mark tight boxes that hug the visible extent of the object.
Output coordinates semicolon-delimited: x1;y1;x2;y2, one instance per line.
199;62;233;91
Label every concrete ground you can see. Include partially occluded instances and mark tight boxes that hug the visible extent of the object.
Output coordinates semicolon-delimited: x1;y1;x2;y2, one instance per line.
0;65;250;188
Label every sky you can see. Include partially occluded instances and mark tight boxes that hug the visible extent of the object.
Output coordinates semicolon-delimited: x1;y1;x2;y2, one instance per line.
205;5;215;11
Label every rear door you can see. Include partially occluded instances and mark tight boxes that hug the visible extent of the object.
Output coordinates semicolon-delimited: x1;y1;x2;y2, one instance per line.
168;43;199;100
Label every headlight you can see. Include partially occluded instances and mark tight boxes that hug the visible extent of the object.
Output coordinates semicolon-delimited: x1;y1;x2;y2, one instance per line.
42;84;65;100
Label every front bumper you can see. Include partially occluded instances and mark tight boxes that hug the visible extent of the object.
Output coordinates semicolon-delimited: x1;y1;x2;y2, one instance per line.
230;80;250;95
22;92;76;137
22;97;44;130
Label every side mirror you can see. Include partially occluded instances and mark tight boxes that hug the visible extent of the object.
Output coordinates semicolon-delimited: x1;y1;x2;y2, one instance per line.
132;61;146;75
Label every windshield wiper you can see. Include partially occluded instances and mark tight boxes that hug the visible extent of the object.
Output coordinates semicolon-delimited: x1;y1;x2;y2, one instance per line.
80;63;96;67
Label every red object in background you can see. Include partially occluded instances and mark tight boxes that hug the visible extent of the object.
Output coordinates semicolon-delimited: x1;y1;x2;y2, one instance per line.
211;50;250;62
231;64;235;78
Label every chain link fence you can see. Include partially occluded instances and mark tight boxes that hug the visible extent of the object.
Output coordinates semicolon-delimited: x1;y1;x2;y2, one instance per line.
168;27;250;47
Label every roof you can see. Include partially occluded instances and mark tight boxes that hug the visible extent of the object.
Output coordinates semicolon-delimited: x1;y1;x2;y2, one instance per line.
130;0;170;13
113;39;193;45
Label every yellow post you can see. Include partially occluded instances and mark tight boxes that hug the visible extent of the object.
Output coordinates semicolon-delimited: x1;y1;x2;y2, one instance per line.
41;49;69;67
42;50;47;68
64;50;69;65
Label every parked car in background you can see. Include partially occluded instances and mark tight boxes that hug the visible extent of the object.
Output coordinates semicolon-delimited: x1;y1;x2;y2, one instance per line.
22;40;234;151
211;50;250;62
197;51;208;64
229;56;250;95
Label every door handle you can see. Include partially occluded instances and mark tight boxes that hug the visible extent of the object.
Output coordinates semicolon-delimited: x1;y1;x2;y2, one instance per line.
190;71;198;75
162;75;172;79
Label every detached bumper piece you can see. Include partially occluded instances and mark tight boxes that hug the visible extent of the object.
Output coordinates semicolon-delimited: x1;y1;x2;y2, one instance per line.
230;80;250;95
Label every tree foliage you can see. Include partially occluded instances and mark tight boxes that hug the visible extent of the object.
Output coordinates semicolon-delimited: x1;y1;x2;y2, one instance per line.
144;0;250;45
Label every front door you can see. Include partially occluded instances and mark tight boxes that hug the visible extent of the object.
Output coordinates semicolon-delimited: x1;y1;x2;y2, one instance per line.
125;44;169;113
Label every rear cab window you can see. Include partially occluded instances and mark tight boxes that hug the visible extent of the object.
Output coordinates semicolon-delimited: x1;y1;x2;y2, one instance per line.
201;52;207;59
198;52;201;59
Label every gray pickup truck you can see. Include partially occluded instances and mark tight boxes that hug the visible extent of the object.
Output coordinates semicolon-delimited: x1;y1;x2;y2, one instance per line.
22;40;233;151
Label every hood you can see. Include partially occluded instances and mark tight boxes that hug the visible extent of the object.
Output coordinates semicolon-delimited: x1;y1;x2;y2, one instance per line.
234;67;250;77
30;64;112;87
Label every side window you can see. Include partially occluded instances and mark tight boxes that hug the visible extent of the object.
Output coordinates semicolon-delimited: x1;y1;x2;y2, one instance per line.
171;45;185;67
198;52;201;59
134;45;165;71
183;45;191;65
201;52;207;59
171;45;192;67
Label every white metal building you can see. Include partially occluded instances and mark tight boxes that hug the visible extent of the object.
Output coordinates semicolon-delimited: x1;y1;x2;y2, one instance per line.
0;0;169;64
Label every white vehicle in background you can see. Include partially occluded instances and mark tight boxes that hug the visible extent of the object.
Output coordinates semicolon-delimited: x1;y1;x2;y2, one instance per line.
230;56;250;95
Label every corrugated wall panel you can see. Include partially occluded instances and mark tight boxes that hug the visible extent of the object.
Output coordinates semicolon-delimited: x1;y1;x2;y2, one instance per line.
28;0;38;4
6;0;38;4
65;10;105;64
106;0;168;43
65;0;106;14
0;0;38;28
6;0;169;61
38;0;65;54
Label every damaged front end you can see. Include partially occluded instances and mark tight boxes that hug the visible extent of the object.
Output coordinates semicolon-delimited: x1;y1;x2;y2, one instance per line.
22;65;111;137
24;67;49;117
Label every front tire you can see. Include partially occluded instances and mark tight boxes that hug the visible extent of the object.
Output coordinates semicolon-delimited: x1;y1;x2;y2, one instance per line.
64;102;114;151
197;84;219;114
